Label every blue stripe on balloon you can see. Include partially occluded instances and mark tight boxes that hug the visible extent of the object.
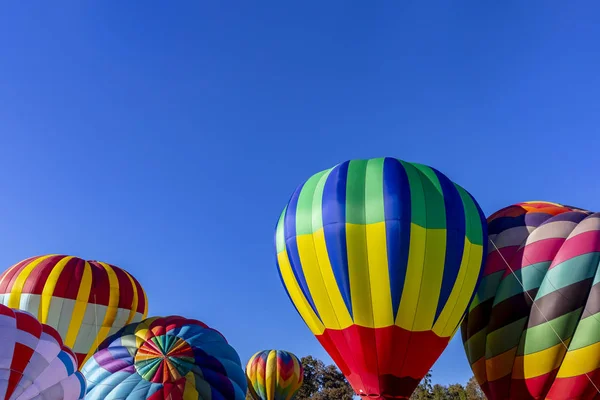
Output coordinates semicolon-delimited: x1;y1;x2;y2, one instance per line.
382;157;411;319
463;190;489;319
322;161;353;318
284;182;321;320
433;168;466;322
76;372;86;399
58;350;75;376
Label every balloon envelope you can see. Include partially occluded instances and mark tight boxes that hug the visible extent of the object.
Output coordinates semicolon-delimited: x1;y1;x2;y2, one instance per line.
276;157;487;399
82;315;247;400
0;304;86;400
462;201;600;399
246;350;303;400
0;254;148;367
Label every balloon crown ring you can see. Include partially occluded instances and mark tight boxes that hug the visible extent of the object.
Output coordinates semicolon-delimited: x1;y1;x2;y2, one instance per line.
134;334;195;384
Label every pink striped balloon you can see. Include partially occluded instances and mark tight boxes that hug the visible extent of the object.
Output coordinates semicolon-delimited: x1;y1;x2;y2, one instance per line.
246;350;303;400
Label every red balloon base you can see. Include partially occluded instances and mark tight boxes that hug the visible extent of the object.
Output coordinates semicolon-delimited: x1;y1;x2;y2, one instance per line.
316;324;450;399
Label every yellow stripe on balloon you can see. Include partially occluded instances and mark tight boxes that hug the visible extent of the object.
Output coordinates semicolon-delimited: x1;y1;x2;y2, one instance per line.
122;269;139;325
293;358;303;396
277;250;325;335
396;224;426;329
512;341;568;379
296;234;341;329
0;258;35;294
434;240;484;337
183;371;198;400
7;255;56;311
556;341;600;378
92;262;120;359
266;351;277;400
413;228;446;332
39;256;73;323
312;228;353;329
447;244;484;335
432;241;470;337
140;281;148;318
365;221;393;328
133;316;157;344
65;261;93;348
346;223;374;328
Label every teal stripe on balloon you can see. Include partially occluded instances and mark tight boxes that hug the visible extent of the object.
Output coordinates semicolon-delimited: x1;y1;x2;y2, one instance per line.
537;253;600;298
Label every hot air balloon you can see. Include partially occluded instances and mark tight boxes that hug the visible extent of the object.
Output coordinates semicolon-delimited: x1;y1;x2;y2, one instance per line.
0;254;148;367
246;350;303;400
0;303;86;400
462;201;600;400
82;315;247;400
275;157;487;399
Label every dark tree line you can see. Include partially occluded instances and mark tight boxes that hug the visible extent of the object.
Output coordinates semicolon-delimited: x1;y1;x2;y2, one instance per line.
293;356;355;400
410;371;486;400
246;357;485;400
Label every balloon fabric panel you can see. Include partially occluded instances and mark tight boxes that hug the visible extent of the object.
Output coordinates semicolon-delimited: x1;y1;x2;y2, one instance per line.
82;315;248;400
276;158;487;399
461;201;600;399
0;304;86;400
246;350;303;400
0;254;148;367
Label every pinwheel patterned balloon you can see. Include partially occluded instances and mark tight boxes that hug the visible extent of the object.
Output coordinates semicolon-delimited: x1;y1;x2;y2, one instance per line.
246;350;303;400
0;254;148;367
0;304;86;400
82;315;247;400
462;201;600;400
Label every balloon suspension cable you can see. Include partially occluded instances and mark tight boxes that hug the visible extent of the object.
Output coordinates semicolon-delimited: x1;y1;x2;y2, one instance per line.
489;238;600;395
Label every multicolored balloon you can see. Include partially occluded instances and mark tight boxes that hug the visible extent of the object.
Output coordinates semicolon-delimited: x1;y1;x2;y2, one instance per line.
0;303;86;400
276;158;487;399
462;201;600;399
246;350;303;400
82;315;247;400
0;254;148;367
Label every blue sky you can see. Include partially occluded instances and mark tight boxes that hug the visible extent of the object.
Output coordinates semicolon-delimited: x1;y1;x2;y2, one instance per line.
1;1;599;388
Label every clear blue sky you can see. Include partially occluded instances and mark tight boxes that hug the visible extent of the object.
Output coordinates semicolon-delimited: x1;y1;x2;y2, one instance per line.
1;1;599;388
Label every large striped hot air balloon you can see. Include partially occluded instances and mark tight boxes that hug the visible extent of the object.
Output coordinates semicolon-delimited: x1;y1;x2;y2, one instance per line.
462;201;600;400
82;315;248;400
246;350;303;400
0;254;148;367
0;303;86;400
275;157;488;399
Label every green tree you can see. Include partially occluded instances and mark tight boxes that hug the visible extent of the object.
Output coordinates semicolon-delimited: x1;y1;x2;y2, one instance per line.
294;355;321;399
410;370;433;400
432;383;450;400
447;383;467;400
408;371;481;400
465;376;486;400
294;356;355;400
247;361;485;400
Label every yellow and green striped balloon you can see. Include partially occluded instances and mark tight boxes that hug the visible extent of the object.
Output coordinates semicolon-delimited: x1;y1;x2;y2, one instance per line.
275;157;488;399
246;350;303;400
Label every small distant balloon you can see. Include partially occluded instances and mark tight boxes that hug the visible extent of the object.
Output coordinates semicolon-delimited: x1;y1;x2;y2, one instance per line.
0;304;86;400
246;350;303;400
0;254;148;367
82;315;247;400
